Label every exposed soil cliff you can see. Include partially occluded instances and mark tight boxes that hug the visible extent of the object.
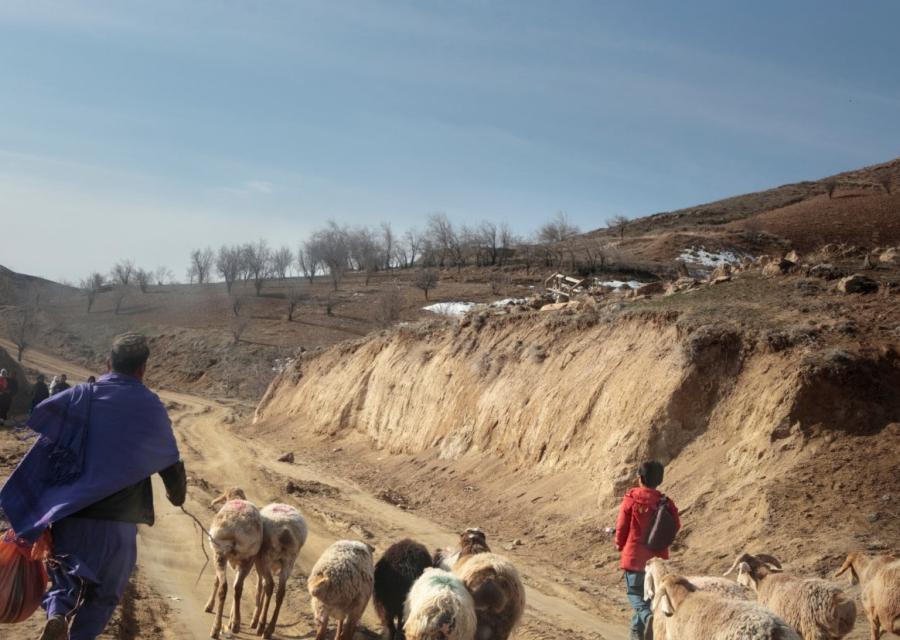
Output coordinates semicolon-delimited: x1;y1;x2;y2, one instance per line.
257;308;900;587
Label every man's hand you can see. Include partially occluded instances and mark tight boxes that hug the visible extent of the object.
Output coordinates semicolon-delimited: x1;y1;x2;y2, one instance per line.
160;460;187;507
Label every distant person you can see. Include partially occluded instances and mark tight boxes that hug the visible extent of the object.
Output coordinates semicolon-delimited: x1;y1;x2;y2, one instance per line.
615;461;681;640
31;374;50;413
0;333;186;640
87;376;96;384
50;374;70;395
0;368;13;425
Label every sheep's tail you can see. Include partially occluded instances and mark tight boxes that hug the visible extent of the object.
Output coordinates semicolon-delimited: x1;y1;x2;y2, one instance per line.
471;580;506;612
309;574;330;599
830;592;857;637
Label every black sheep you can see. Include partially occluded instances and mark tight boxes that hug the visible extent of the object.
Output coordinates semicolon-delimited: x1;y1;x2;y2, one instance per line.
373;538;434;640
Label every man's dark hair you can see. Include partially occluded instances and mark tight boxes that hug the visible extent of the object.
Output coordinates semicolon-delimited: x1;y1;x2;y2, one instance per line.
639;460;664;488
111;333;150;375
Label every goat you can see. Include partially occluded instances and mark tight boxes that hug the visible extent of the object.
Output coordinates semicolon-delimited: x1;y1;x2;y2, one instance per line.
434;528;490;571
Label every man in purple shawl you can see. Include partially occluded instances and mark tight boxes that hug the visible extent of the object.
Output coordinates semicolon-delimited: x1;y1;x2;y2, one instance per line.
0;333;186;640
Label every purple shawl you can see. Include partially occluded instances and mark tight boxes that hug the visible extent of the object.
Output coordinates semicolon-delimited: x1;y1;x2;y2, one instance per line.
0;373;180;543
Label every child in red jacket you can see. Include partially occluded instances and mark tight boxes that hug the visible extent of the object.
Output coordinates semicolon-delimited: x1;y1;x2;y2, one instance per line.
615;461;680;640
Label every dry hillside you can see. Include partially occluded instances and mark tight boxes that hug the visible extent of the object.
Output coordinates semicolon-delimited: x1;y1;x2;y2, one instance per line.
255;255;900;624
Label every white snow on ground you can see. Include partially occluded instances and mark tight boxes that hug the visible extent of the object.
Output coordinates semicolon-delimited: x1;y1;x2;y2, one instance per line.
491;298;526;307
423;302;479;316
679;247;744;267
595;280;645;289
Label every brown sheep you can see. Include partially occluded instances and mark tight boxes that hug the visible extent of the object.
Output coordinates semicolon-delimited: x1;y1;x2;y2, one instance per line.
453;552;525;640
725;552;856;640
835;551;900;639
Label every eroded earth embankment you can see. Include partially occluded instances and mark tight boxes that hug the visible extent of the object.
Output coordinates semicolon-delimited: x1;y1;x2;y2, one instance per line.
256;311;900;585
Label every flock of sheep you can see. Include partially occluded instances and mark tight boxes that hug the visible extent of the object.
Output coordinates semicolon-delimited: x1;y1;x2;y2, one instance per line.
644;551;899;640
201;488;525;640
197;487;899;640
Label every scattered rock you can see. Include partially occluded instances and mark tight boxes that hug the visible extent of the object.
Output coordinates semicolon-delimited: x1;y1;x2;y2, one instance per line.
808;263;843;280
711;275;732;285
785;250;801;263
636;281;665;296
879;247;899;265
763;258;796;277
837;274;878;294
867;512;881;523
277;452;295;463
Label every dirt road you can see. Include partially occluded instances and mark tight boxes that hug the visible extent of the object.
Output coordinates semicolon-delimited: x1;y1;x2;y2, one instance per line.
1;340;627;640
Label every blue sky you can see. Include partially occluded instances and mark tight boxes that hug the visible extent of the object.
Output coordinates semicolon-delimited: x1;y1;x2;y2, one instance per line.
1;1;898;281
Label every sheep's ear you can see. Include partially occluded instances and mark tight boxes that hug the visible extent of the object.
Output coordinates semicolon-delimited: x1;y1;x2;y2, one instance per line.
724;554;748;576
644;572;655;602
833;554;856;584
658;590;675;617
736;562;758;591
210;493;227;508
762;562;783;574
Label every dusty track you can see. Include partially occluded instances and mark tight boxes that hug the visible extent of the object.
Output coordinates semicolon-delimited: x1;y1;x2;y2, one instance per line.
1;340;627;640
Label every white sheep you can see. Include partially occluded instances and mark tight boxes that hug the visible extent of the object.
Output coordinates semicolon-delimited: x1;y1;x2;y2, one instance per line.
645;557;753;603
645;557;753;640
403;568;477;640
204;488;264;639
453;551;525;640
653;574;801;640
834;551;900;639
308;539;375;640
725;552;857;640
250;503;308;639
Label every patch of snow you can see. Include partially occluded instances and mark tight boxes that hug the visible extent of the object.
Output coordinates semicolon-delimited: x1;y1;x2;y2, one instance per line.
679;247;744;267
491;298;526;307
423;302;478;316
595;280;645;289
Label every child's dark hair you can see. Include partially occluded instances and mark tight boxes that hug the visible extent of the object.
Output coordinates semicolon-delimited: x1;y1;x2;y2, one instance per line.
639;461;664;488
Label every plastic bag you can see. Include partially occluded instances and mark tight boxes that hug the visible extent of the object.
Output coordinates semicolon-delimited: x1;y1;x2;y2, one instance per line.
0;529;51;623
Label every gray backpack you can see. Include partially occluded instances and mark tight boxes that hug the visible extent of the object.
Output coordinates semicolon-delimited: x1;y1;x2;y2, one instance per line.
644;495;678;551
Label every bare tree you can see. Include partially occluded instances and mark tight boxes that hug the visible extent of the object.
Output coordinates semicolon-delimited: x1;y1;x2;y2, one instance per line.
243;239;272;296
879;177;892;195
489;271;510;295
380;222;395;270
426;212;456;268
80;272;105;312
823;179;838;200
8;306;36;361
498;223;514;266
402;228;422;268
413;269;439;300
350;227;380;285
271;246;293;280
537;212;580;267
113;287;128;315
135;268;151;293
375;286;403;327
286;288;306;321
189;247;215;284
583;244;607;273
154;266;174;286
111;260;135;286
231;317;249;344
216;246;242;293
606;215;629;239
297;244;320;284
312;222;350;291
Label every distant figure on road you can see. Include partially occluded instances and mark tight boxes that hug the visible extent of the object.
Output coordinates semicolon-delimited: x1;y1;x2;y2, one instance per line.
49;374;70;396
0;368;18;426
0;333;186;640
86;376;96;384
30;374;50;414
615;461;681;640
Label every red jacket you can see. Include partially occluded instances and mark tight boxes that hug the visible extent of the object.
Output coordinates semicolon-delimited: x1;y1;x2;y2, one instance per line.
615;486;681;572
